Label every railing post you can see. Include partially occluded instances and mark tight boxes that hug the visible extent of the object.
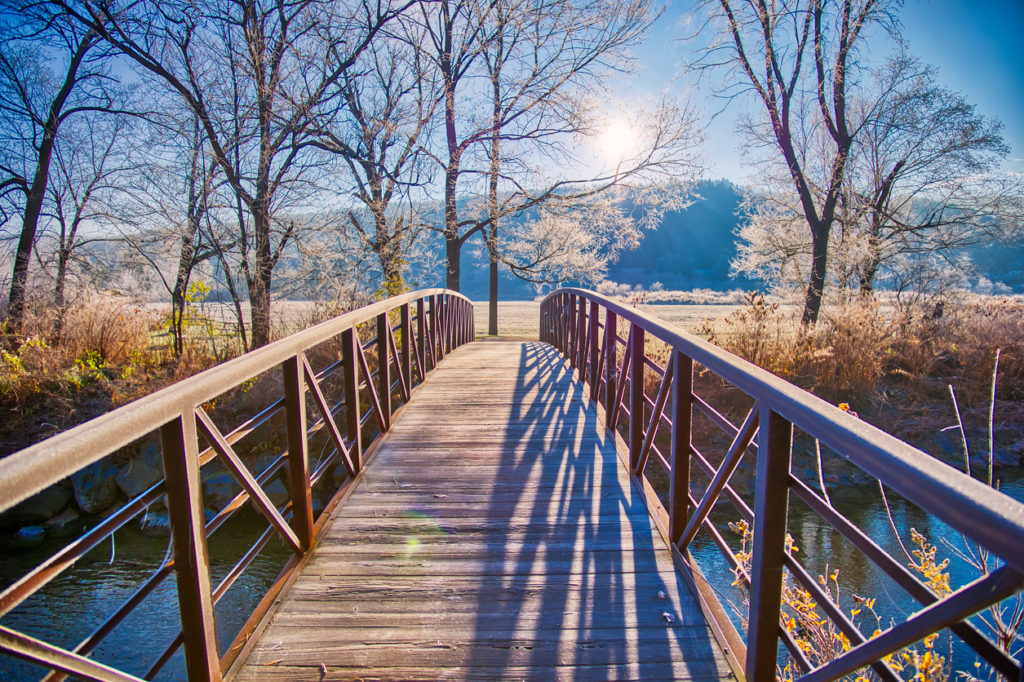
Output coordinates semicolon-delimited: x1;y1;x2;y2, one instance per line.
576;299;587;371
432;294;443;362
417;297;427;376
443;293;449;355
160;412;221;682
605;309;617;428
454;297;462;347
669;352;694;546
447;295;453;350
376;312;392;430
342;327;362;470
401;304;412;393
565;292;573;356
555;295;562;350
746;407;794;680
282;355;314;550
588;301;600;402
567;295;577;365
629;325;646;471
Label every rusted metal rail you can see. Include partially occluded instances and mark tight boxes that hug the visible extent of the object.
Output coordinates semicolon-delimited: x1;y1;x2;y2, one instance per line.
0;289;474;682
541;288;1024;681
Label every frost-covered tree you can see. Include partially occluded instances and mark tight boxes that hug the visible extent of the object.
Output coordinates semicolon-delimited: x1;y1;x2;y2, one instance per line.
732;52;1021;300
54;0;415;347
0;5;116;331
692;0;901;324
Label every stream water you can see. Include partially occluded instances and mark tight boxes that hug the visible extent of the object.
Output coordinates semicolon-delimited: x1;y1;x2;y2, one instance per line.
0;510;291;681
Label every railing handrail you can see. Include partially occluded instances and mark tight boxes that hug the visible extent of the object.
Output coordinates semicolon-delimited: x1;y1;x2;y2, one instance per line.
0;288;474;682
542;287;1024;574
541;287;1024;680
0;288;462;514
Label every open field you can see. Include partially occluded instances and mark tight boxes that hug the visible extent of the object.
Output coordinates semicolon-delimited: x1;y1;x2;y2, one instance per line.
472;301;743;339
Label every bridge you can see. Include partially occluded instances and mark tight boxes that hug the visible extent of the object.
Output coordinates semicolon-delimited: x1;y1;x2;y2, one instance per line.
1;289;1022;681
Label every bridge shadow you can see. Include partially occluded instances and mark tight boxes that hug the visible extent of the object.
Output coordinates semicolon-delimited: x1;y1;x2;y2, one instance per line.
466;341;724;677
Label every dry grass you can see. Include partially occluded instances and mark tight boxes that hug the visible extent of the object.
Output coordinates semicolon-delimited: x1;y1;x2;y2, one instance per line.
696;293;1024;457
0;296;226;454
700;293;1024;406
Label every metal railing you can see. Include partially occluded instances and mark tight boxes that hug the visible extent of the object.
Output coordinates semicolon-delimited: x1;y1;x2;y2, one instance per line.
540;288;1024;681
0;289;474;682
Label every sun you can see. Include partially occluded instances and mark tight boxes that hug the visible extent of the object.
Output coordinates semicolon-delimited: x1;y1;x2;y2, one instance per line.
597;120;636;162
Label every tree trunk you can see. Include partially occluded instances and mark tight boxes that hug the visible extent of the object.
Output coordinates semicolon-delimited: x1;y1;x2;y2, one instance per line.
445;230;461;291
487;39;502;337
249;203;273;348
488;252;498;335
54;248;68;311
6;32;94;333
170;219;199;356
801;224;830;325
858;214;884;298
8;133;57;332
440;5;462;294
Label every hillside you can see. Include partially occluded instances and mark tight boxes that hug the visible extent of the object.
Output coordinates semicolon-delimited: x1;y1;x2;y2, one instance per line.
442;179;756;300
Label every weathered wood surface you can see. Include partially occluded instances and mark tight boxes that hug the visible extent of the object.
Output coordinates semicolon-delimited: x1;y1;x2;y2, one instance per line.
234;341;733;681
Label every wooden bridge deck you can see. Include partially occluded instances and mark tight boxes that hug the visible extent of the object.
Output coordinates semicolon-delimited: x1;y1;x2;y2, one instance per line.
233;341;734;681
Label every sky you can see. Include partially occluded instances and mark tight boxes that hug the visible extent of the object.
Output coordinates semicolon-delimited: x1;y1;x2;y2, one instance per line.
625;0;1024;184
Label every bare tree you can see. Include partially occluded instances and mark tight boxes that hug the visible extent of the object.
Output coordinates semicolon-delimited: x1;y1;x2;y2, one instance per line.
54;0;414;347
118;107;230;355
0;6;115;331
848;53;1015;294
478;0;660;333
38;113;134;314
312;26;438;293
731;52;1021;300
693;0;899;324
415;0;700;334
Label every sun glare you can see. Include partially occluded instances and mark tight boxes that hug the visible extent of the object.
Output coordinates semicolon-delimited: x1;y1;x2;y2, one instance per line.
597;121;636;162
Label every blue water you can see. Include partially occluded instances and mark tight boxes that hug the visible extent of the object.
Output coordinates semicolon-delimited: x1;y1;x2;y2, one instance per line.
0;511;290;681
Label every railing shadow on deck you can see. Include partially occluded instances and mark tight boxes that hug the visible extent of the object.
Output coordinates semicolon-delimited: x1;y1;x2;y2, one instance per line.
0;289;474;682
541;287;1024;681
462;341;723;676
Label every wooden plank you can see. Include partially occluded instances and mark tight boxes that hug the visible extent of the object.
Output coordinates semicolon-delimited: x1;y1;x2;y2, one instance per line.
235;661;721;681
244;628;725;667
235;341;732;680
267;601;708;627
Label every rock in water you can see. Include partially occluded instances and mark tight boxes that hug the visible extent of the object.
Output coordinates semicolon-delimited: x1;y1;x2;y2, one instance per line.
71;460;119;514
2;525;46;551
140;510;172;537
116;441;164;501
44;508;84;538
265;479;290;507
201;467;239;512
0;485;71;528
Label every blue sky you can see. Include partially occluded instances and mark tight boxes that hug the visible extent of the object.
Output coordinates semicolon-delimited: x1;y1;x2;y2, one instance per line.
628;0;1024;183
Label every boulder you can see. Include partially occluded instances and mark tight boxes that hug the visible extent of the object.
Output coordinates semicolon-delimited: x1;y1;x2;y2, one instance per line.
252;453;281;480
71;460;119;514
44;508;83;539
201;465;239;512
139;510;171;538
2;526;46;551
0;485;71;528
115;441;164;500
265;479;290;508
